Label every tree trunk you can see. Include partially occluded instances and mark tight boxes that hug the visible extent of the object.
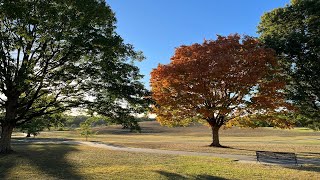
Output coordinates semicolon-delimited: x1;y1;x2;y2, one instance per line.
1;94;19;154
209;125;222;147
0;124;14;154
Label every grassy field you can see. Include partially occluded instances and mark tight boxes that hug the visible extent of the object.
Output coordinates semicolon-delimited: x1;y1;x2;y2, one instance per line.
1;144;319;180
36;121;320;159
5;121;319;179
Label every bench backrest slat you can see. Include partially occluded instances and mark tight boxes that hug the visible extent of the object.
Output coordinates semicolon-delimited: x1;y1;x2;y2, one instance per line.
256;151;298;165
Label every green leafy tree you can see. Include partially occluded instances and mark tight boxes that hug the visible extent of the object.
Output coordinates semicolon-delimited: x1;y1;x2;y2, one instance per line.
79;115;107;141
18;113;65;137
0;0;147;153
79;122;95;141
64;115;89;128
88;90;151;132
258;0;320;130
107;113;141;132
295;114;320;131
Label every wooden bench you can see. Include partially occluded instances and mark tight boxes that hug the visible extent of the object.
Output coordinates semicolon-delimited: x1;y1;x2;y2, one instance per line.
256;151;298;165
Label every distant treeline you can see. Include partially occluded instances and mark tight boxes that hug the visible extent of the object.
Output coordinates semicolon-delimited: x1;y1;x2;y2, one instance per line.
246;116;319;131
63;116;155;128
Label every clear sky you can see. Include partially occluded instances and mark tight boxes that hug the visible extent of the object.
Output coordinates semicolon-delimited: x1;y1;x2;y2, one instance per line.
107;0;291;88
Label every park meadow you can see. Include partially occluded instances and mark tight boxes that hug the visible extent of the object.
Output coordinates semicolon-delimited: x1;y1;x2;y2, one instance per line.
1;121;320;179
1;0;320;179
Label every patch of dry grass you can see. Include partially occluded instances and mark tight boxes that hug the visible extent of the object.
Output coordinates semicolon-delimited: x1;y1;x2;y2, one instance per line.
27;121;320;159
1;144;319;179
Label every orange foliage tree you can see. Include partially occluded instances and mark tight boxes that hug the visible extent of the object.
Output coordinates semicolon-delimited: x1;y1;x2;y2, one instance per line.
150;34;293;147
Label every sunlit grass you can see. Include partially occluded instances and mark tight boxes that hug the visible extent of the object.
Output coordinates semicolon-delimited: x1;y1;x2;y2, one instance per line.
25;121;320;159
1;144;319;179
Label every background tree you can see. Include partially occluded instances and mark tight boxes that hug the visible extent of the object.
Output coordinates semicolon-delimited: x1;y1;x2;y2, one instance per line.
18;113;65;137
64;115;90;129
258;0;320;130
0;0;147;153
78;115;106;141
79;122;95;141
151;35;292;147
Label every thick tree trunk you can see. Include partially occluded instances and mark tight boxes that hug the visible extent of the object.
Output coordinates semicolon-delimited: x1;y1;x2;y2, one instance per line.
1;95;19;154
209;125;222;147
26;133;31;137
0;124;14;154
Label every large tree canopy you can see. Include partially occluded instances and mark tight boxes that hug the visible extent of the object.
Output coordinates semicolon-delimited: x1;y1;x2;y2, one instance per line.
0;0;148;153
258;0;320;128
151;35;292;147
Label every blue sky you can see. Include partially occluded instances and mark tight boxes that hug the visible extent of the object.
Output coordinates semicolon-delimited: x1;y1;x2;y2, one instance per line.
107;0;290;88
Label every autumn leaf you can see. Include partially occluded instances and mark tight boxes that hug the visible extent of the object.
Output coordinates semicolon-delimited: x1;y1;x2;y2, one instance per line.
150;34;293;147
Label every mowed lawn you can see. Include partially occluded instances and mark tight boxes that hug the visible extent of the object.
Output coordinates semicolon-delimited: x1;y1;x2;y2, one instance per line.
38;121;320;159
4;121;319;179
1;144;319;180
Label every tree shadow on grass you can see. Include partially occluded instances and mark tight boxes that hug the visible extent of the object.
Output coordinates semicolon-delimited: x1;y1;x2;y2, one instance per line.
12;137;75;143
0;144;83;179
0;154;16;179
205;146;320;172
156;170;229;180
286;165;320;173
207;145;232;149
222;146;255;152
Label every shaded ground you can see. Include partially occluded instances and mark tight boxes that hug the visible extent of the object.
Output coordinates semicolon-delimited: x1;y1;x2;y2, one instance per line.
36;121;320;160
0;144;82;179
1;144;319;179
10;119;320;171
13;138;255;161
12;138;320;167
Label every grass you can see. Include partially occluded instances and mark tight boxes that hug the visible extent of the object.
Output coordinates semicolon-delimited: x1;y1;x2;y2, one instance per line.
36;121;320;159
6;121;319;179
1;144;319;180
